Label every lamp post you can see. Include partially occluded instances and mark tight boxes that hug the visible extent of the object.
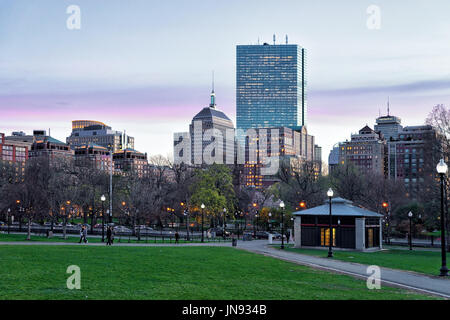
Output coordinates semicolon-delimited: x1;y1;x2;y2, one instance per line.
280;201;285;249
436;159;448;276
382;201;390;244
7;208;10;234
184;209;190;241
201;203;205;243
101;194;106;242
16;200;22;232
337;218;341;248
223;208;227;240
234;212;239;240
268;212;272;232
327;188;334;258
408;211;413;251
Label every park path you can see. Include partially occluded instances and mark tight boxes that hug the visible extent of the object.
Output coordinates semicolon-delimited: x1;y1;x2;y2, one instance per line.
237;240;450;299
1;239;449;298
0;241;229;247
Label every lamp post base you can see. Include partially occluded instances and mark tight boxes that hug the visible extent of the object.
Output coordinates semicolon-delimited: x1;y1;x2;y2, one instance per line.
439;266;449;277
327;251;333;258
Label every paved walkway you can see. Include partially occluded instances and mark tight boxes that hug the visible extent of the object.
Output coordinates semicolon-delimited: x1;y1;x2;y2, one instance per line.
237;240;450;298
1;239;449;298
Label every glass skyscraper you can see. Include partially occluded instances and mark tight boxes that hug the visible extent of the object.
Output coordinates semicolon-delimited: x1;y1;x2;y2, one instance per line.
236;43;307;131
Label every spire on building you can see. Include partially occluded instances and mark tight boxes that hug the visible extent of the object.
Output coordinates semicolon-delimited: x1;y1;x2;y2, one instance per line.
210;71;216;108
387;96;390;116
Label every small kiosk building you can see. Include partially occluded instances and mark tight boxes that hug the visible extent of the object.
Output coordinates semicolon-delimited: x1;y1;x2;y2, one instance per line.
293;198;383;251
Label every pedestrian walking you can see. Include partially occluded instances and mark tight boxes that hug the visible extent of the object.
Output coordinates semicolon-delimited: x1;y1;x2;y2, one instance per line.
106;226;112;246
175;231;180;244
79;226;84;243
83;225;88;243
286;232;290;243
111;227;116;244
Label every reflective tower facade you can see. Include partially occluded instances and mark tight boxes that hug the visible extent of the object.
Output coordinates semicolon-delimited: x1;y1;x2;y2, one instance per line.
236;43;307;131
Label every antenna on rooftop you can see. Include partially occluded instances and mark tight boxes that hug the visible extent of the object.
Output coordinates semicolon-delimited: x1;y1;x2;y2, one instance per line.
257;37;260;45
285;34;288;44
387;96;390;116
210;71;216;108
273;34;276;45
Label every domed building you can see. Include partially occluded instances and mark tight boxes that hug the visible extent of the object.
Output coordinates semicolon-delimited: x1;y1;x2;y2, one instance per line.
174;86;235;166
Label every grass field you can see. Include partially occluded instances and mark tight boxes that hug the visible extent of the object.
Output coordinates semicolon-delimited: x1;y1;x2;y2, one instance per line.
283;246;446;277
0;233;229;244
0;245;437;300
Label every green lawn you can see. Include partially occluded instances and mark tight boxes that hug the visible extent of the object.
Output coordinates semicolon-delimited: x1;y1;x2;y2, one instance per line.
0;233;229;244
0;245;437;300
283;246;446;277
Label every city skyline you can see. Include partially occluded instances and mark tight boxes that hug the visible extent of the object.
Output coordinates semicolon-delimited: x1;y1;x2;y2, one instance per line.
1;0;450;162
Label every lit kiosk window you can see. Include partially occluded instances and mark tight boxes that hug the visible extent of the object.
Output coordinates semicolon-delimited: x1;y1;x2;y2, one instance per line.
292;198;383;251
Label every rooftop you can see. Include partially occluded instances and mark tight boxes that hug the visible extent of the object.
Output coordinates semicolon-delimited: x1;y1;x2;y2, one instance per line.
192;106;232;122
293;197;382;218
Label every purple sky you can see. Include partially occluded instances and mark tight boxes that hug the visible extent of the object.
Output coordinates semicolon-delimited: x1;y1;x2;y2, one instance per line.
1;0;450;161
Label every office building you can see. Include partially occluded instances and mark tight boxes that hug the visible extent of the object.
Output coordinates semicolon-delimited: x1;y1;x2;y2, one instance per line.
0;133;30;178
74;143;112;172
243;126;316;188
338;125;387;176
113;148;149;178
67;120;134;153
332;111;441;200
386;125;439;199
374;114;403;141
29;135;74;161
236;42;307;132
174;88;235;166
328;144;340;174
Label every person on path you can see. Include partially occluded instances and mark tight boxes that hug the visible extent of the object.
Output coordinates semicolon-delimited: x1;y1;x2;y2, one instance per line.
79;226;84;243
106;226;112;246
175;231;180;244
83;225;88;243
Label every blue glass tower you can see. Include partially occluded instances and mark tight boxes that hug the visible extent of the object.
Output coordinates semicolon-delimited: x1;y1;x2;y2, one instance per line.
236;43;307;131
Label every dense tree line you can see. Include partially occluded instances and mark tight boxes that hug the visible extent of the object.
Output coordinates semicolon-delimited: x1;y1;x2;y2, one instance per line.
1;106;448;239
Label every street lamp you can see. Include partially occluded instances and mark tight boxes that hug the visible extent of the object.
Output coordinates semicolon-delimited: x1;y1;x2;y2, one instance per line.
254;212;259;238
268;212;272;232
280;201;285;249
101;194;106;242
7;208;10;234
337;218;341;248
436;159;448;276
382;201;390;244
327;188;334;258
223;208;227;240
408;211;413;251
201;203;205;243
184;209;190;241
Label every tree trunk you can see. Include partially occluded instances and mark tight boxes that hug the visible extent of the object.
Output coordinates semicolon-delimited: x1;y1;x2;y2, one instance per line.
63;217;67;239
27;217;31;240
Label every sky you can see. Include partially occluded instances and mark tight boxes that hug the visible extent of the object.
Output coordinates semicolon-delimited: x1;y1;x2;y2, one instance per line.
1;0;450;163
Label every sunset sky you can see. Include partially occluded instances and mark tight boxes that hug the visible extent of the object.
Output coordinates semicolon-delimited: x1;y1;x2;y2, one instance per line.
1;0;450;162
